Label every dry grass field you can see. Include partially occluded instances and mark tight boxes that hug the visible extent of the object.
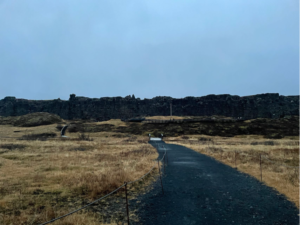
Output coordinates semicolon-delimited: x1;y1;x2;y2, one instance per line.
0;124;158;225
165;135;299;208
145;116;186;120
94;119;128;127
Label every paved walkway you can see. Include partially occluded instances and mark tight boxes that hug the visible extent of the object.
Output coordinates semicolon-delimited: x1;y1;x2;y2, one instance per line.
133;141;299;225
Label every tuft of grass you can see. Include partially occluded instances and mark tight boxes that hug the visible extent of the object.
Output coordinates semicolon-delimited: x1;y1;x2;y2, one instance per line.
123;136;137;142
1;155;21;160
198;137;212;142
181;136;189;140
0;143;27;150
250;141;276;146
56;123;64;131
19;132;57;141
77;133;94;141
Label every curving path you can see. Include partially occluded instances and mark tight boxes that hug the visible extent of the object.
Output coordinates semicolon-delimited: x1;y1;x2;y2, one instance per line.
132;141;299;225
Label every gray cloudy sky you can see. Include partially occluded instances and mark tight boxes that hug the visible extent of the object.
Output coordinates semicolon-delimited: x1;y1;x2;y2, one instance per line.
0;0;298;100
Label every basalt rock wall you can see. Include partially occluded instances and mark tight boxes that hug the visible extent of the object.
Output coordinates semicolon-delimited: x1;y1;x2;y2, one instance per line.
0;93;298;121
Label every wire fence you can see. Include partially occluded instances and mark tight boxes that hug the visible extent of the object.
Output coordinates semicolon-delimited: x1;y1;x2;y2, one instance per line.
32;139;299;224
39;143;167;225
199;144;299;183
261;155;299;168
167;138;298;195
170;139;298;185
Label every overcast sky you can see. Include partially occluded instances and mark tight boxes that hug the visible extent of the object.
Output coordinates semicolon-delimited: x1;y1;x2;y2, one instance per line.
0;0;298;100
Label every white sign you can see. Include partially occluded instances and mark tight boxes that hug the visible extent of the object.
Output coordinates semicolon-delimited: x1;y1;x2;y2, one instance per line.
150;137;162;141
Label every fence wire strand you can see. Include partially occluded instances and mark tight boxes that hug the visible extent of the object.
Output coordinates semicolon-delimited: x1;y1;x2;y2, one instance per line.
127;165;156;185
39;183;126;225
129;144;166;185
210;147;299;169
262;155;299;168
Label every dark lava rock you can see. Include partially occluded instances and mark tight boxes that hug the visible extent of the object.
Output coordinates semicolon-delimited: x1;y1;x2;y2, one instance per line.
0;93;298;121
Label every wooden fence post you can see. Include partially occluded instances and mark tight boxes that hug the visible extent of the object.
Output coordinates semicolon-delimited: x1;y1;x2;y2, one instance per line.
164;154;165;173
157;160;164;194
124;182;130;225
235;151;237;168
260;154;262;182
167;150;168;164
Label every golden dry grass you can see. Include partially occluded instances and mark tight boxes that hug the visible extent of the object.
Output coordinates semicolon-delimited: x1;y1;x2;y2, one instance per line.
94;119;128;127
0;124;58;139
145;116;187;120
165;135;299;208
0;124;158;225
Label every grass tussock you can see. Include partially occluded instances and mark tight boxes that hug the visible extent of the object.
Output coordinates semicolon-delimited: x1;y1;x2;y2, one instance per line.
166;135;299;208
18;132;57;141
0;143;27;151
0;124;158;225
77;133;94;141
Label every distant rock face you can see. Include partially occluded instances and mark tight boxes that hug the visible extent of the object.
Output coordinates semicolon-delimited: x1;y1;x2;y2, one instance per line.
0;93;298;121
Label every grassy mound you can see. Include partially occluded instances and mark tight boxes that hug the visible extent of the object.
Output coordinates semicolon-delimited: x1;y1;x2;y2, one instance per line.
0;116;17;125
13;112;62;127
6;112;63;127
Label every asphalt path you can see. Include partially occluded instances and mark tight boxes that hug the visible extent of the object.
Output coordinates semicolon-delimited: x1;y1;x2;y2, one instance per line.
132;141;299;225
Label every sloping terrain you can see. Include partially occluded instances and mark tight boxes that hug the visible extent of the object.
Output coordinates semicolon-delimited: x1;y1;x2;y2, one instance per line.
66;116;299;138
0;123;158;224
1;113;298;138
0;112;63;127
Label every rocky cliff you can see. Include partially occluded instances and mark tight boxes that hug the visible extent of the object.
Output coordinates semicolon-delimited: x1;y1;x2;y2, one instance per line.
0;93;298;121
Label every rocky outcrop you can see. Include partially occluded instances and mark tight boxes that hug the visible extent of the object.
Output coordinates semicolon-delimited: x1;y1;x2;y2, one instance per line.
0;93;298;121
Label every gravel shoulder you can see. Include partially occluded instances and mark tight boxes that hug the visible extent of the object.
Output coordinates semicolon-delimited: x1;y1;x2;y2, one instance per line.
131;141;299;225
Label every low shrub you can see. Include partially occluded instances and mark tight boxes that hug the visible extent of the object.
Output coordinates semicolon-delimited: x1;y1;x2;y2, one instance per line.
124;136;137;142
56;123;64;131
77;133;93;141
68;124;78;133
198;137;212;142
19;132;57;141
250;141;276;146
112;134;124;138
264;134;284;139
0;144;27;150
68;124;85;133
